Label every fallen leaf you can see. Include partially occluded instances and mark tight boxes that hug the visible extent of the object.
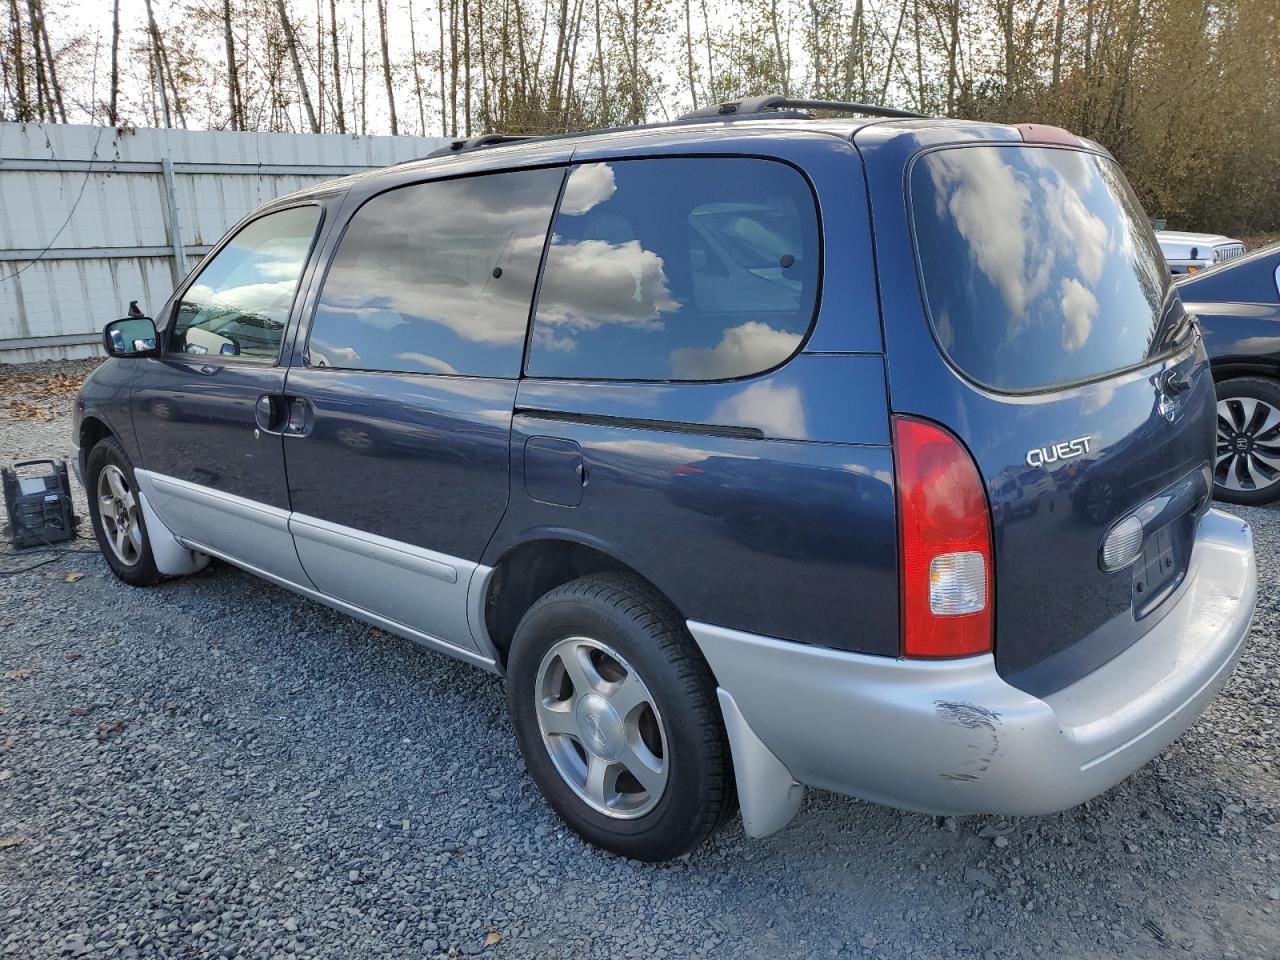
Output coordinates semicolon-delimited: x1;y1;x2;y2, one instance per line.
64;572;85;583
63;653;82;663
0;838;23;849
96;720;127;742
485;931;504;947
3;669;34;681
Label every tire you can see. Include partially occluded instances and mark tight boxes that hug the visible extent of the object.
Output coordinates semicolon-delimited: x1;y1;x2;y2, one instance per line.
1213;376;1280;505
506;572;734;861
86;436;163;587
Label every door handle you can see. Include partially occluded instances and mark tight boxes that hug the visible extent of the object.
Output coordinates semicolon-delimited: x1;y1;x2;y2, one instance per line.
283;395;314;437
254;394;286;434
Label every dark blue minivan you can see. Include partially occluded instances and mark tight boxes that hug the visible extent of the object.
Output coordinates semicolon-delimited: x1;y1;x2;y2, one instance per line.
74;98;1257;860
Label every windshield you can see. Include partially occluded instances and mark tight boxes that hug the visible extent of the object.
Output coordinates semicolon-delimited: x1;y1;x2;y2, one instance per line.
910;145;1188;392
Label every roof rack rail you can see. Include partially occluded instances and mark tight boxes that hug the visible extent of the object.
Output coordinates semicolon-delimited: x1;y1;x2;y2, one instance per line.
679;95;926;121
423;133;535;159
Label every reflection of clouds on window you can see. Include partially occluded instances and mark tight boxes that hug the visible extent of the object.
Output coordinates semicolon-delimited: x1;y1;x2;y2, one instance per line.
1043;178;1108;284
188;280;296;320
913;146;1176;391
527;157;820;381
308;168;562;377
671;322;802;379
1059;277;1098;351
559;163;617;215
173;206;320;359
928;147;1049;320
537;238;679;335
711;380;808;440
393;351;461;375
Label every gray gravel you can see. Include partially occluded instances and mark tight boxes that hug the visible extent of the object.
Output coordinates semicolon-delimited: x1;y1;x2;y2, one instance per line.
1;361;1278;960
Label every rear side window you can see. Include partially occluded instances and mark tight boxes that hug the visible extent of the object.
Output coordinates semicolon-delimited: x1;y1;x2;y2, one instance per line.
526;158;819;381
911;146;1183;392
307;168;563;377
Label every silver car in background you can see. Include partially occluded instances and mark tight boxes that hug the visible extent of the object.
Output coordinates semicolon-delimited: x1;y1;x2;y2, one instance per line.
1157;229;1247;275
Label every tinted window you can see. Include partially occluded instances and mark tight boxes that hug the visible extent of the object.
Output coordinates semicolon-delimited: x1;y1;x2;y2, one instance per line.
526;158;819;380
911;146;1185;392
171;206;320;360
307;168;563;377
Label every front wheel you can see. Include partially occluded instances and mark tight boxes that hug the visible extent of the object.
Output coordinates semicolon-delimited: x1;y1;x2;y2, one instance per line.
506;573;734;861
1214;377;1280;505
86;437;162;586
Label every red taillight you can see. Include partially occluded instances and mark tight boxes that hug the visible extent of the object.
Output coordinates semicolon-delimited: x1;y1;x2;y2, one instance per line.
893;416;993;659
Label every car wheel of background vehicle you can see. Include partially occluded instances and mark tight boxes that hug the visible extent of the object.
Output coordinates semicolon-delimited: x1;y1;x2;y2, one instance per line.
506;572;734;861
86;436;163;586
1214;377;1280;505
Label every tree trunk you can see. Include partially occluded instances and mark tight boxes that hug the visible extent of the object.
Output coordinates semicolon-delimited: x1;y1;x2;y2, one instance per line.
276;0;319;131
683;0;697;109
142;0;171;126
438;0;448;135
377;0;397;134
32;0;62;120
25;0;49;120
108;0;120;124
769;0;789;96
409;0;426;135
1051;0;1066;87
359;0;368;134
329;0;345;132
7;0;30;120
843;0;862;101
221;0;242;129
594;0;607;122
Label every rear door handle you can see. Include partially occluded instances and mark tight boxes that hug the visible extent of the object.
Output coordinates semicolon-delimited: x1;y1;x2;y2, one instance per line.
283;395;314;437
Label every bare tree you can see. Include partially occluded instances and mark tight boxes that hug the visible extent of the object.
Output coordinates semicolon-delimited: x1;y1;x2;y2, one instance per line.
221;0;244;128
328;0;345;131
108;0;120;123
275;0;320;131
376;0;398;133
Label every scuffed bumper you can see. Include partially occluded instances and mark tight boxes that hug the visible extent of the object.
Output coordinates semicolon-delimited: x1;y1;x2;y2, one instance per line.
690;508;1255;833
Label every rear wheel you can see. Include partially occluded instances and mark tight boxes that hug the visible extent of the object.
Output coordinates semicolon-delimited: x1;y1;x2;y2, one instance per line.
1214;377;1280;505
506;573;733;861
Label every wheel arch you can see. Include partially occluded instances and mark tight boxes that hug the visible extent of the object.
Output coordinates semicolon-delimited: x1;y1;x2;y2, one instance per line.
482;534;681;667
1210;359;1280;384
79;414;116;452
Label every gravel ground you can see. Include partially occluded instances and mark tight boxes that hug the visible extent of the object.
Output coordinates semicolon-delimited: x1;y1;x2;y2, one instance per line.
1;361;1278;960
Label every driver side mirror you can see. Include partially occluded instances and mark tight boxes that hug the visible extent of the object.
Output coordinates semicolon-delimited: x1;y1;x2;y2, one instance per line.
103;316;159;358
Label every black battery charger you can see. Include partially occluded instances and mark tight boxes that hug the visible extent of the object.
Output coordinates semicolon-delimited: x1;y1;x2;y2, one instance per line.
2;459;78;549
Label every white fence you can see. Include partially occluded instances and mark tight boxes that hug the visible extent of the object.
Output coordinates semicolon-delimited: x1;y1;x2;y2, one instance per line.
0;123;449;363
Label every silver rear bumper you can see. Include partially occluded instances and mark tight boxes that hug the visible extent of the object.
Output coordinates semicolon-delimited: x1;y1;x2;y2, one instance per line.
690;508;1255;836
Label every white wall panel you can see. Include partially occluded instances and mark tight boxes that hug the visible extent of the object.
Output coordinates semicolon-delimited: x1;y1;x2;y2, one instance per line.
1;122;448;362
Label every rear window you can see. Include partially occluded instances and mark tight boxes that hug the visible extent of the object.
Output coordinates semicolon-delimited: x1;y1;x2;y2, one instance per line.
910;145;1184;392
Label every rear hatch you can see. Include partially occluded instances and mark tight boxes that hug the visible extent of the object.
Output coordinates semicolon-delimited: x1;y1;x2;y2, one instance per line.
897;141;1214;695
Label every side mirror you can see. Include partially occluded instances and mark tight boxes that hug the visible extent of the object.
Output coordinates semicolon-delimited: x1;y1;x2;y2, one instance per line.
103;316;159;358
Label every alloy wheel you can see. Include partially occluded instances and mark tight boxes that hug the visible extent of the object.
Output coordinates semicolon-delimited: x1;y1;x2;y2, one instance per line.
534;636;669;819
97;464;143;566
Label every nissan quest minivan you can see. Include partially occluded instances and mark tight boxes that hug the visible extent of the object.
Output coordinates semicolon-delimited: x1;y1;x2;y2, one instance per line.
74;97;1257;861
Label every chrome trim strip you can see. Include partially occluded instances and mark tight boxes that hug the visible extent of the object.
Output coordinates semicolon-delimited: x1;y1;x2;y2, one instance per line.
178;535;499;673
290;512;458;584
